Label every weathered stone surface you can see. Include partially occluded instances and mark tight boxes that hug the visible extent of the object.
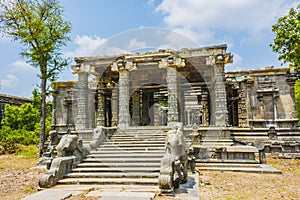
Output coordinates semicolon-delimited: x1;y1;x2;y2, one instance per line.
159;124;188;193
39;134;89;188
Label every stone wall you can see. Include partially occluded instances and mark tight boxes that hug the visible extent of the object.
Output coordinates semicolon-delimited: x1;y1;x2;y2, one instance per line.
226;67;298;129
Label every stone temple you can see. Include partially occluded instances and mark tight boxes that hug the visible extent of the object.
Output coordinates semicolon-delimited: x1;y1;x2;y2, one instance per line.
39;44;299;192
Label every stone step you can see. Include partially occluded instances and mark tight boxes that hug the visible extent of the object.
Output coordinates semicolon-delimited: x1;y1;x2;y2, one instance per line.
102;141;165;145
77;162;160;168
199;142;234;146
87;153;164;158
110;135;166;139
197;165;282;174
72;167;159;173
83;157;162;163
58;177;158;185
64;172;159;179
197;163;261;168
90;149;164;154
196;159;258;164
100;144;165;148
97;147;165;151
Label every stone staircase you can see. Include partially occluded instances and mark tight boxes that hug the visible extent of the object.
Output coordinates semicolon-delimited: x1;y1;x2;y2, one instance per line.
58;127;167;186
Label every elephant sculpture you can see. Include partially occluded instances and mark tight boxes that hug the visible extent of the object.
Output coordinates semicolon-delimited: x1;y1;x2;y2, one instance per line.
56;134;88;162
39;134;89;188
159;123;188;192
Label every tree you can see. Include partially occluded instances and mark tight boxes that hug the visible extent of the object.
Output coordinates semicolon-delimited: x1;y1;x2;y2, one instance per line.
0;0;71;156
270;4;300;70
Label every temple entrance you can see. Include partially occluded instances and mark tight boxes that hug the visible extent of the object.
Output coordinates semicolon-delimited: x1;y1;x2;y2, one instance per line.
130;84;168;126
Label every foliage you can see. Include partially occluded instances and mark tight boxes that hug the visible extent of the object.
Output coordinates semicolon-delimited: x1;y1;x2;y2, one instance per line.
270;4;300;70
0;102;52;154
1;103;39;131
0;0;71;156
294;80;300;125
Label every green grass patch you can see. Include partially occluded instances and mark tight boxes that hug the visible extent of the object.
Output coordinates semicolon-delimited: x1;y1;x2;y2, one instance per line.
14;145;38;157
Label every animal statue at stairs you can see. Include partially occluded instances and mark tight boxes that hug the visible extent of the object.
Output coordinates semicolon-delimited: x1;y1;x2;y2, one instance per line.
56;134;88;162
39;134;89;188
159;123;188;193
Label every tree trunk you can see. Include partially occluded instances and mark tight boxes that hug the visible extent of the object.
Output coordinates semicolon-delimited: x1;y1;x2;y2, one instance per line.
38;77;47;157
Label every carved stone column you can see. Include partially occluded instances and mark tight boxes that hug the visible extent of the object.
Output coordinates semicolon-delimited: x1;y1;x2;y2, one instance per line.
201;93;209;126
118;68;130;129
159;57;185;126
206;54;232;127
167;66;178;124
97;81;105;127
76;70;89;130
112;59;136;129
132;90;141;125
111;87;118;127
238;81;249;127
51;89;58;130
141;90;150;125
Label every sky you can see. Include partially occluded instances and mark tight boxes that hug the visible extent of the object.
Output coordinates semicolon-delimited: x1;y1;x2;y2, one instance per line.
0;0;299;97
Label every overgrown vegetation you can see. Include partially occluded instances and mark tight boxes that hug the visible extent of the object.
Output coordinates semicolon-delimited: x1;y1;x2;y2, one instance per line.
0;93;52;154
295;80;300;126
0;0;71;156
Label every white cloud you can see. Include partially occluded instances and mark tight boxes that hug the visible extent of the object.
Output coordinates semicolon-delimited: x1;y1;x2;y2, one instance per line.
65;35;107;57
0;74;19;89
9;60;37;73
65;35;130;57
127;38;147;50
156;0;298;44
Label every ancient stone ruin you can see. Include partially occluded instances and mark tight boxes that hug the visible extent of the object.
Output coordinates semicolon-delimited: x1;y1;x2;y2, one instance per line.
39;44;299;193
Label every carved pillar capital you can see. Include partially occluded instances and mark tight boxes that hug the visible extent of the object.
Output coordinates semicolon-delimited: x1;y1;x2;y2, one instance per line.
111;59;136;72
159;57;185;69
206;54;233;65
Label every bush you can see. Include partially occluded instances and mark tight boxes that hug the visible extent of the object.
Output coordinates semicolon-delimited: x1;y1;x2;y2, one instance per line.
0;102;51;153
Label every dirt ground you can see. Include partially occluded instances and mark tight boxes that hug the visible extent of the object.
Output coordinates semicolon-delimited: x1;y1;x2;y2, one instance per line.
0;154;299;200
199;158;300;200
0;154;46;200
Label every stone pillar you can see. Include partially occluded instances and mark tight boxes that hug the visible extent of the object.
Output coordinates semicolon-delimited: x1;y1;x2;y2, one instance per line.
97;82;105;126
111;59;136;129
167;66;179;125
88;89;96;129
141;90;150;125
286;68;298;119
111;87;118;127
159;57;185;126
132;90;141;125
51;90;58;129
154;103;161;126
201;93;209;126
206;54;232;127
76;71;89;130
118;68;130;129
238;81;249;127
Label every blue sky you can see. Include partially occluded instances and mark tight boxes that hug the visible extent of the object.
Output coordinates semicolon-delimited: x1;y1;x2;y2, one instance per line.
0;0;298;97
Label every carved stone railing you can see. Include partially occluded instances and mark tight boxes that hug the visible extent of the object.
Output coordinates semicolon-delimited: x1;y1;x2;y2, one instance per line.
158;124;188;193
39;134;89;188
39;156;75;188
90;126;117;150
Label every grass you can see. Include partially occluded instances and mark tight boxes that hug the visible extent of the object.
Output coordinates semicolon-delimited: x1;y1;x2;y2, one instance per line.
14;145;39;157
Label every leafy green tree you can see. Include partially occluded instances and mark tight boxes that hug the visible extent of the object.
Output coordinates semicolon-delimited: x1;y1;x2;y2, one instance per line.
294;80;300;125
0;0;71;156
2;103;39;131
270;4;300;70
0;103;40;152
